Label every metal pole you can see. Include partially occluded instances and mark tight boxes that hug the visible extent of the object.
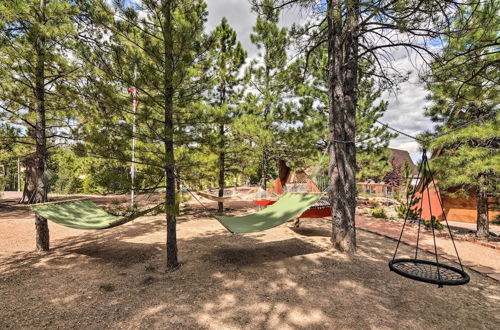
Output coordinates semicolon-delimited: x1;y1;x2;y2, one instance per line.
131;65;138;208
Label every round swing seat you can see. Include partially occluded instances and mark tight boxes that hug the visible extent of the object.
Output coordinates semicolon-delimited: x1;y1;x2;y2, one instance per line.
389;258;470;287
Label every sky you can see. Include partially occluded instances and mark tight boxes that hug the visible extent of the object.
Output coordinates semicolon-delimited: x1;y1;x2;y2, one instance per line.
205;0;434;162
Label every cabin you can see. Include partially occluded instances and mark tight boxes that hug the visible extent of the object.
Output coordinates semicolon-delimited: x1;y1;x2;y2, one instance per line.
415;147;499;224
416;182;499;223
358;148;418;197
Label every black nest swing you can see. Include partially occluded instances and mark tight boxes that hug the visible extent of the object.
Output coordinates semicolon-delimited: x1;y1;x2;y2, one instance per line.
389;149;470;287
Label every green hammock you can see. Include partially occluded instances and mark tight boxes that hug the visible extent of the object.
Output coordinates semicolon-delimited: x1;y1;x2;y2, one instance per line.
30;200;155;230
30;193;322;233
214;193;323;233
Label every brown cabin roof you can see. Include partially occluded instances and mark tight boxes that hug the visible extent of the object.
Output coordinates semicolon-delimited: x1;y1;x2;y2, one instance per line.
388;148;418;176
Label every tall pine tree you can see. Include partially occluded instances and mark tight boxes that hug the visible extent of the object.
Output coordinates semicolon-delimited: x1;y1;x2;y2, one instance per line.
81;0;211;268
256;0;476;252
208;18;247;212
246;0;290;190
0;0;83;250
425;0;499;238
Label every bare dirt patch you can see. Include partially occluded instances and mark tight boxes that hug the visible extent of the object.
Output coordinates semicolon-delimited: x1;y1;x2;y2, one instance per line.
1;199;499;329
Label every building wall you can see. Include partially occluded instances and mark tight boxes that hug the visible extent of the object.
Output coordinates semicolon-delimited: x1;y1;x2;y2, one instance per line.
414;187;443;221
358;183;401;197
442;194;499;223
416;187;499;223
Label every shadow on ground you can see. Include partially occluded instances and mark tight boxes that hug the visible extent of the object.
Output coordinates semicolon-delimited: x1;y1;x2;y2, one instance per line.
0;213;498;329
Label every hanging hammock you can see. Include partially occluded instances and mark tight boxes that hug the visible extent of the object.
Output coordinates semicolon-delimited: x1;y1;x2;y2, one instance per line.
253;199;276;206
298;196;331;219
215;193;323;233
29;199;161;230
389;149;470;287
196;191;234;203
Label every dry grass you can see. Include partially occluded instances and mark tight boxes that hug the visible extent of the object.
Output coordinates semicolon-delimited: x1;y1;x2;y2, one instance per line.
0;203;499;329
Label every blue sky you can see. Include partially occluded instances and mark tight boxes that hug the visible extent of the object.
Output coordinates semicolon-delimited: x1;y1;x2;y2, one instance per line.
2;0;431;163
205;0;434;162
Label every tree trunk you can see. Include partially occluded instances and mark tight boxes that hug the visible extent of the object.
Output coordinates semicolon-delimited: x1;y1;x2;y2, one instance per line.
260;148;269;190
163;0;178;270
31;0;49;251
476;182;489;239
327;0;357;253
21;155;36;203
218;123;225;213
17;158;21;192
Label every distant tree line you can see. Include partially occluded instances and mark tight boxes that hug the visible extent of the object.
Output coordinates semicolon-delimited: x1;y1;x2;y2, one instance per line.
1;0;496;264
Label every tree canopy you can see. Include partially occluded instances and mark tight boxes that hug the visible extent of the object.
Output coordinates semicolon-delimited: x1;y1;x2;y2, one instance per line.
1;0;495;260
425;0;499;238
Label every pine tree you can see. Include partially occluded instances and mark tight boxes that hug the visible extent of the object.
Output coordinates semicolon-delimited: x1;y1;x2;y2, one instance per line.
0;124;22;191
208;18;247;212
81;0;211;268
294;42;394;183
426;0;499;238
246;0;290;190
255;0;476;252
0;0;83;250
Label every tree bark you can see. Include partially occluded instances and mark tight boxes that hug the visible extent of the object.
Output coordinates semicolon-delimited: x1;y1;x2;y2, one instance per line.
476;181;489;239
327;0;357;253
218;123;225;213
21;155;36;203
217;84;227;213
30;0;49;251
163;0;178;270
260;148;269;190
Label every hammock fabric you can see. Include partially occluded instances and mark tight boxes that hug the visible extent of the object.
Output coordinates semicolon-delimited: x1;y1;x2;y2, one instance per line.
30;200;151;230
298;205;331;219
253;200;276;206
253;199;330;218
197;192;233;203
298;196;331;219
215;193;323;233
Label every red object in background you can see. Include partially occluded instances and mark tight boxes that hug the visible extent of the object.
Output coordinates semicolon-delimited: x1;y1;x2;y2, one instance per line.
128;87;141;104
273;178;284;195
414;186;444;221
253;198;331;219
298;206;331;219
253;200;276;206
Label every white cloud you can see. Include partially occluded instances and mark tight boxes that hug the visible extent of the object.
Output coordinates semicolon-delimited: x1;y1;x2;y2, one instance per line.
205;1;435;163
378;47;436;163
205;0;307;57
206;0;258;57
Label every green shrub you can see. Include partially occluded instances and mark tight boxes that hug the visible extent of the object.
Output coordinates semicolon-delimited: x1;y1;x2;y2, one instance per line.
395;202;420;220
372;208;387;219
423;216;444;230
394;162;420;220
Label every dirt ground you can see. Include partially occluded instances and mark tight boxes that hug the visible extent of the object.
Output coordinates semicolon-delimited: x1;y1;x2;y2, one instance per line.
1;197;499;329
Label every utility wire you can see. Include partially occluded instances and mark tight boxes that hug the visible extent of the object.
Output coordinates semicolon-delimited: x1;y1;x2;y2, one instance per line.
375;120;426;143
376;108;498;144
